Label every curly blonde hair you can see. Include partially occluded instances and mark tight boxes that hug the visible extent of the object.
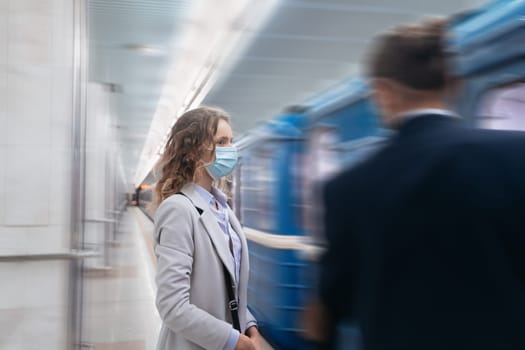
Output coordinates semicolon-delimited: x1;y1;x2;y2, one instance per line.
153;106;230;208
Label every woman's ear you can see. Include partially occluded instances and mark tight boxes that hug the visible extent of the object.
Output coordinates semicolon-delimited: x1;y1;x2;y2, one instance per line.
200;142;216;164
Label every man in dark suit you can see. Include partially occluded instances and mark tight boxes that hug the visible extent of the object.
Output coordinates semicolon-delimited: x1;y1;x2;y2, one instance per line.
305;19;525;350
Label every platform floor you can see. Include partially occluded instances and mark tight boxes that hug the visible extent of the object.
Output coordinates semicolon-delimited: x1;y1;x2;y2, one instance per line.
81;207;273;350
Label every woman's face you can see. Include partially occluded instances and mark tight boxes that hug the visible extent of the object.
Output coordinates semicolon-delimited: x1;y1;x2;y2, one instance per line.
214;118;233;148
203;118;233;163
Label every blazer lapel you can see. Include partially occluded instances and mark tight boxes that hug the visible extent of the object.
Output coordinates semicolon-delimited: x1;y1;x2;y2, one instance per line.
180;183;235;280
228;207;249;283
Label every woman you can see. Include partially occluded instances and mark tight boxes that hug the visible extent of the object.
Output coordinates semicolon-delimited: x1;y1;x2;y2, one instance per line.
153;106;261;350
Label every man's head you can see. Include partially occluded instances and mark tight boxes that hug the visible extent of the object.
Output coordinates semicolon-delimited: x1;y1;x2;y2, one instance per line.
367;18;458;128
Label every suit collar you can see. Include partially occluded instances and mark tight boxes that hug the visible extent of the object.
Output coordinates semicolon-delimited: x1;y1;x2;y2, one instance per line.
180;182;236;279
179;183;209;212
396;114;463;138
227;206;250;296
394;108;459;122
227;207;242;238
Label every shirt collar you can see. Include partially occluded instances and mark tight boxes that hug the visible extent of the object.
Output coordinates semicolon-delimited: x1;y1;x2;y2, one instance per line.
193;183;214;207
193;183;228;209
395;108;459;122
211;187;228;208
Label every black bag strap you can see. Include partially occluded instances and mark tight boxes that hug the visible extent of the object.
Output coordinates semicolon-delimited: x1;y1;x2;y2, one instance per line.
223;264;241;331
176;192;241;332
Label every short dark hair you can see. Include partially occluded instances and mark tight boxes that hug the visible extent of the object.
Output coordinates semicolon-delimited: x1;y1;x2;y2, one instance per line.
367;18;450;90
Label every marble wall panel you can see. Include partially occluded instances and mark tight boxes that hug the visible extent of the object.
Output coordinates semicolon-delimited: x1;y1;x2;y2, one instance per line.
4;145;50;225
6;65;51;146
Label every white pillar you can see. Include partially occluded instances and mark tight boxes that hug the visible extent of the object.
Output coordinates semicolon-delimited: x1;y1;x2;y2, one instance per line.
0;0;82;349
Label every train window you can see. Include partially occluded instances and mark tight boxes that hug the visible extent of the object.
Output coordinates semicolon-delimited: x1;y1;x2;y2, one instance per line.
477;82;525;131
309;126;341;181
239;149;275;232
301;126;341;241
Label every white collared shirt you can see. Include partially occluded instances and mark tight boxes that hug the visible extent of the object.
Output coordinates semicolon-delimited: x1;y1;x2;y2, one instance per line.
395;108;460;123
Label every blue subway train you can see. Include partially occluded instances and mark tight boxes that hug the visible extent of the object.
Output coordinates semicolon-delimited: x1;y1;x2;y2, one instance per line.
232;80;383;350
233;1;525;349
232;111;312;349
451;0;525;129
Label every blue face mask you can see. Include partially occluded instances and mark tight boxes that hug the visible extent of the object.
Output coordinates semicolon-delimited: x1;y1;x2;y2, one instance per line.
205;146;239;180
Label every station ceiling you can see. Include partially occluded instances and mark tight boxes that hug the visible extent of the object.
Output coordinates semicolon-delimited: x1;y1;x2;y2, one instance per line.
88;0;487;186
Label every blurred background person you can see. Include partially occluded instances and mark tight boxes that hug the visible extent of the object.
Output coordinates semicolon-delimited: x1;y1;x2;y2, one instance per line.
153;107;261;350
305;18;525;350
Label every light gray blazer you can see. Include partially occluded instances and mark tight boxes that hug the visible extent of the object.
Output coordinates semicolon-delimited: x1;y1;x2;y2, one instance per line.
154;183;256;350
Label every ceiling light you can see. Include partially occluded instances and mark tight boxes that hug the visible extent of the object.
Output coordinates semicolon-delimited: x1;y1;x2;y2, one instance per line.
123;44;165;56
